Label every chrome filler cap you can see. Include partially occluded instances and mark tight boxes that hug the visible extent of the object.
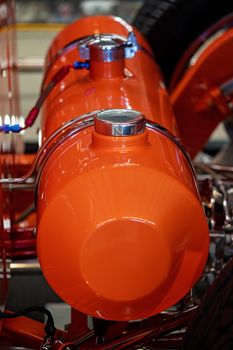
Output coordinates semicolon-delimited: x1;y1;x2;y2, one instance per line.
94;109;146;136
78;33;139;62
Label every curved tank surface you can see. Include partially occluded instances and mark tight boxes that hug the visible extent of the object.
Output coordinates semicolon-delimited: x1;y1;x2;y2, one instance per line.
36;16;209;321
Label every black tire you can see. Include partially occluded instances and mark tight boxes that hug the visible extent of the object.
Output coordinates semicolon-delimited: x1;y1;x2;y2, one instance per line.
133;0;233;82
182;258;233;350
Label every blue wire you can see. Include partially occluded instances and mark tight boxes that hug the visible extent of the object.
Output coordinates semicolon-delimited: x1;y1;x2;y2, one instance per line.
0;124;22;133
0;61;90;134
73;60;90;70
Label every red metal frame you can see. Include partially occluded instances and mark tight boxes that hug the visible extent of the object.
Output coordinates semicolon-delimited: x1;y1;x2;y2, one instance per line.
0;307;195;349
171;14;233;157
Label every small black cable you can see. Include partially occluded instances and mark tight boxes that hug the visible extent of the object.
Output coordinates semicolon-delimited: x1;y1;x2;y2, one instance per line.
0;306;56;337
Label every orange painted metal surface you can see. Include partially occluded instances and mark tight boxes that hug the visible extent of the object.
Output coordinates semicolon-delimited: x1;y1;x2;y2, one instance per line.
171;24;233;157
37;16;209;321
41;16;178;139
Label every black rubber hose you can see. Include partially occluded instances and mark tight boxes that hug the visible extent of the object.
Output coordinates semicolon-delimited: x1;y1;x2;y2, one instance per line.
0;306;56;337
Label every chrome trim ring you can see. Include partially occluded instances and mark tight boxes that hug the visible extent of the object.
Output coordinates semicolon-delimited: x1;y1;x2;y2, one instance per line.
95;109;146;136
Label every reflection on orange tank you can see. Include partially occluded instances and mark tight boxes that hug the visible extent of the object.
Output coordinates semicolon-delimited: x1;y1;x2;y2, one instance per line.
41;16;177;138
37;16;209;321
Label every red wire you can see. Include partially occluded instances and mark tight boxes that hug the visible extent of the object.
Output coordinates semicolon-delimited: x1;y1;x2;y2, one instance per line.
24;65;73;129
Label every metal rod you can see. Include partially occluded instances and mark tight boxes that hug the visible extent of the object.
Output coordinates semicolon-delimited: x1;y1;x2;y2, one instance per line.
220;77;233;96
1;58;45;73
88;308;196;350
208;163;233;172
10;260;41;273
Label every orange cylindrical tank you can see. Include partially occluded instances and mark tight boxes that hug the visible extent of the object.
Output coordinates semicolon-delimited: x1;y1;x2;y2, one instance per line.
37;16;209;321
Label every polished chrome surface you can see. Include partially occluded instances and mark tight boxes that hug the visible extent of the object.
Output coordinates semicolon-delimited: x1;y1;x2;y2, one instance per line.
10;260;41;273
196;164;233;286
79;34;125;62
16;57;44;72
78;32;139;62
125;31;140;58
1;57;44;73
94;109;146;136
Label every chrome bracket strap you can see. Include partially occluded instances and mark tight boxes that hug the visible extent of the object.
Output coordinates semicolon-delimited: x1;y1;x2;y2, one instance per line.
0;111;197;189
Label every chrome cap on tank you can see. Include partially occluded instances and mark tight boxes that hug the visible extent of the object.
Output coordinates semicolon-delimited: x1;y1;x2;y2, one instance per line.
78;33;138;62
94;109;146;136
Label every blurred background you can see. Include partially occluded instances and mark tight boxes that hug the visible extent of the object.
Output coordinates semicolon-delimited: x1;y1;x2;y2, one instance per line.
16;0;143;23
